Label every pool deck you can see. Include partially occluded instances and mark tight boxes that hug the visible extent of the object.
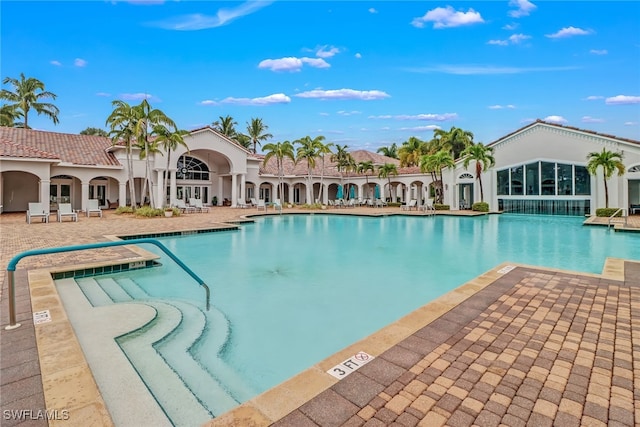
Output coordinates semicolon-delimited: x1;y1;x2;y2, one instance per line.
1;207;639;427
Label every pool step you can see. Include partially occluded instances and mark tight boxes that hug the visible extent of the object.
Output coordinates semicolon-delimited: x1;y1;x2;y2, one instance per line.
76;277;115;306
95;277;134;303
117;277;150;299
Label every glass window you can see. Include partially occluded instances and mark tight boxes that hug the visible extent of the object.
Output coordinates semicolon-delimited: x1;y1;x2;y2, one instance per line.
510;166;523;195
557;163;573;195
525;162;539;195
541;162;556;195
497;169;509;195
177;156;210;181
575;165;591;195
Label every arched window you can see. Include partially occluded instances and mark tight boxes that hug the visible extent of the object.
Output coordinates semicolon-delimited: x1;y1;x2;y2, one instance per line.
629;165;640;173
177;156;209;180
459;173;474;179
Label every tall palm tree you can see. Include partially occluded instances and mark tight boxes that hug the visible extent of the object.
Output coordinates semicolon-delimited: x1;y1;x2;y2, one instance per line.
263;141;295;204
0;104;23;127
461;142;496;203
357;160;375;185
377;143;398;159
331;144;352;192
314;138;333;203
212;115;238;139
0;73;59;129
154;124;189;206
294;136;319;204
133;99;176;208
377;163;398;202
235;133;252;150
432;127;474;159
420;150;454;204
586;148;625;208
246;117;273;154
80;127;108;136
106;100;138;207
398;136;427;167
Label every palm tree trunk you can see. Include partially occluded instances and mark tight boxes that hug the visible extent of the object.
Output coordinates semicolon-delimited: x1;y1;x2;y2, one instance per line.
318;156;325;203
604;177;609;208
478;174;484;203
163;150;171;207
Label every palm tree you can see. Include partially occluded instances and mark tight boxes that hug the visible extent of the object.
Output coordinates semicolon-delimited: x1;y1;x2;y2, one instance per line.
295;136;320;204
153;124;189;206
377;143;398;159
263;141;295;204
315;138;333;203
432;127;474;159
331;144;350;190
586;148;625;208
461;142;496;203
357;160;375;185
246;117;273;154
0;104;23;127
235;133;252;150
80;127;108;136
398;136;427;167
420;150;454;204
0;73;59;129
106;100;139;207
377;163;398;202
212;115;238;139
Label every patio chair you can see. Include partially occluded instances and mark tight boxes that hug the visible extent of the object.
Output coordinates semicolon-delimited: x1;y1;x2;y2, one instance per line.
375;198;387;208
257;199;266;211
86;199;103;218
57;203;78;222
250;198;258;207
107;199;119;209
401;199;417;211
175;199;195;214
273;199;282;211
237;198;248;209
193;199;209;213
26;202;49;224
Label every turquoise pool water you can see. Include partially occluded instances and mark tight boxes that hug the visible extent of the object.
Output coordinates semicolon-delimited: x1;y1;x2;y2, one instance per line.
86;214;640;419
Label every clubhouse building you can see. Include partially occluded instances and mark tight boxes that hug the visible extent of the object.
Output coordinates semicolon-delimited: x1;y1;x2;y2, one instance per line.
1;120;639;216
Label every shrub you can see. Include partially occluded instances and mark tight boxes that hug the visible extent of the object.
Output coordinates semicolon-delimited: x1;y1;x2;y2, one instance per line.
115;206;134;214
135;206;163;217
300;203;323;209
387;202;402;207
472;202;489;212
434;204;450;210
595;208;622;217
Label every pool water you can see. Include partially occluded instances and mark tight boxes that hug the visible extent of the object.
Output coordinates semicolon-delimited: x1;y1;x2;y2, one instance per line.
77;214;640;420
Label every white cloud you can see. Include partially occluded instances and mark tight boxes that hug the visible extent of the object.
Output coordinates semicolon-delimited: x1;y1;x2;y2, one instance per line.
95;92;111;97
199;100;217;105
319;112;330;116
508;0;537;18
503;23;518;30
590;49;608;55
149;1;273;30
585;95;604;100
337;110;362;116
316;45;340;58
120;93;156;101
411;6;484;29
258;57;329;72
355;53;362;59
509;33;531;44
368;7;378;14
369;113;458;121
544;115;568;124
605;95;640;105
407;64;578;75
546;26;592;39
488;40;509;46
50;60;62;66
74;58;88;67
219;93;291;106
624;121;638;126
295;89;390;100
400;125;441;131
582;116;604;123
489;104;516;109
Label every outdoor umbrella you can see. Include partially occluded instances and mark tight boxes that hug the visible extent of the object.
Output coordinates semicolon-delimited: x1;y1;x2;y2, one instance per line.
375;185;380;199
349;185;355;199
336;185;343;199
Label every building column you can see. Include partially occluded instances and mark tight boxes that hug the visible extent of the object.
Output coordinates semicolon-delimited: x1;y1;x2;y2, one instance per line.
156;170;164;207
81;181;89;213
217;176;223;206
231;174;238;207
170;171;177;204
287;183;293;204
240;174;246;203
40;179;51;213
119;182;126;207
323;183;328;205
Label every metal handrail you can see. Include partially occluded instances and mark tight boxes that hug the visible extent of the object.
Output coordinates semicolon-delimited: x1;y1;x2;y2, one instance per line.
607;208;626;229
5;238;210;330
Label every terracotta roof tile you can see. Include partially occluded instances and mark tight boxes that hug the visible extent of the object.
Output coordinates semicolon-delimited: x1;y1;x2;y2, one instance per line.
0;127;121;166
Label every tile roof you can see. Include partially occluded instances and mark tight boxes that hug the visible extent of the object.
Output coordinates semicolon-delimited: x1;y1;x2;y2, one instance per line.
0;127;121;166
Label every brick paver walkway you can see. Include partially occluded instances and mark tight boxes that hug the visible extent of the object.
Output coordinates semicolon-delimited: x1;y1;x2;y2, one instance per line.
272;264;640;427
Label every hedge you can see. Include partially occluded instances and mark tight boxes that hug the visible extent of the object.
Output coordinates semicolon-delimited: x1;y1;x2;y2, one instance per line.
595;208;622;217
472;202;489;212
434;204;450;210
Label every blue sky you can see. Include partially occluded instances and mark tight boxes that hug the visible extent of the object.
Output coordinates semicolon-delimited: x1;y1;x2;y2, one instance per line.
2;1;639;152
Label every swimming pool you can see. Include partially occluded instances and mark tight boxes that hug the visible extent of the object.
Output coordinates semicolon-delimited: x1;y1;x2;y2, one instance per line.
61;214;640;425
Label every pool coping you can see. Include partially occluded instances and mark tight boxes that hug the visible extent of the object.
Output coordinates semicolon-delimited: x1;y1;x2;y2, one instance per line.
23;244;628;426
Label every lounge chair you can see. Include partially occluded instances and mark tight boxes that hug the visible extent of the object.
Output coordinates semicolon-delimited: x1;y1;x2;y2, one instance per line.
175;199;196;214
107;199;119;209
237;198;248;209
57;203;78;222
375;198;387;208
257;199;266;211
26;202;49;224
86;199;103;217
250;198;258;207
193;198;209;213
401;199;417;211
273;199;282;211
